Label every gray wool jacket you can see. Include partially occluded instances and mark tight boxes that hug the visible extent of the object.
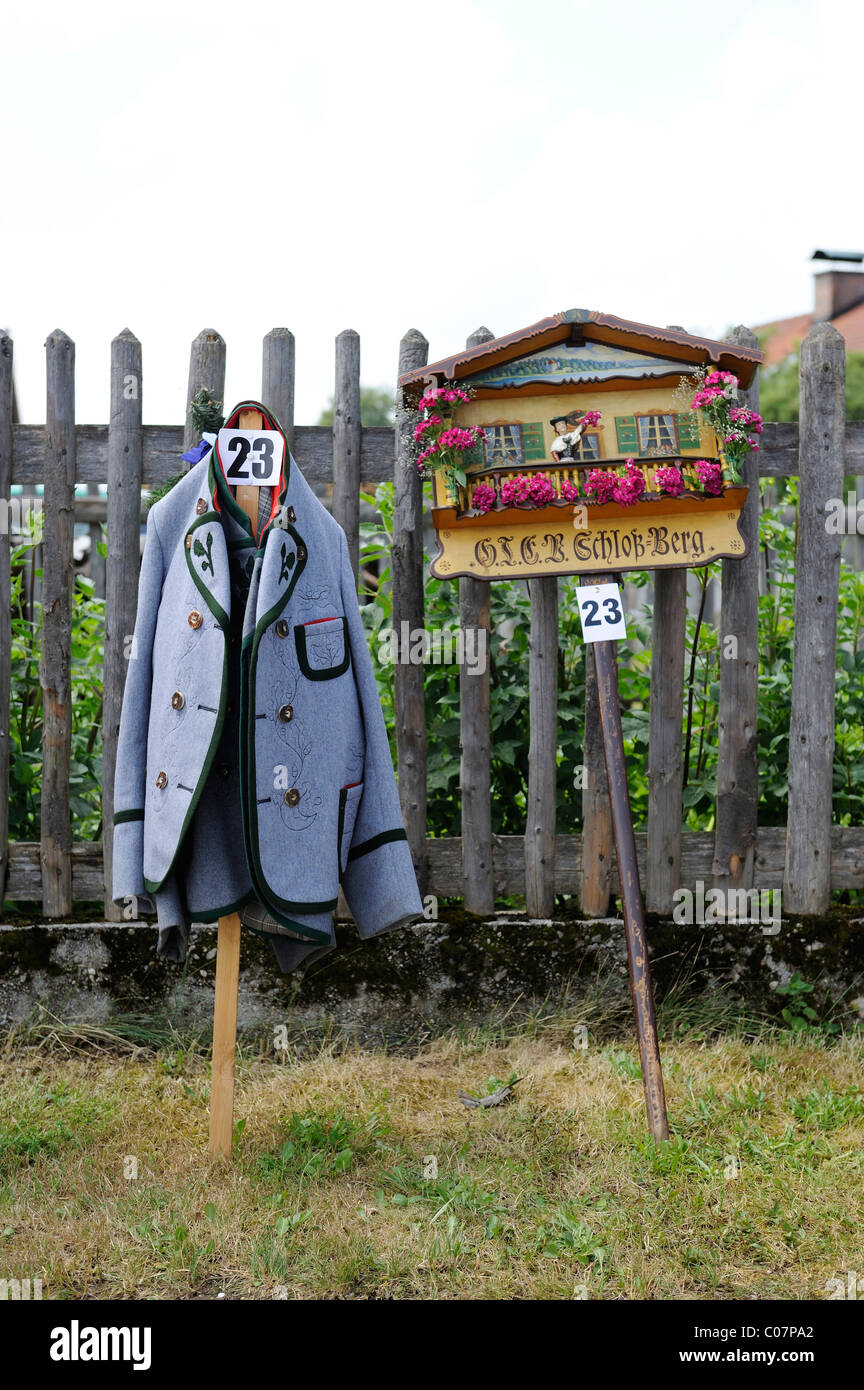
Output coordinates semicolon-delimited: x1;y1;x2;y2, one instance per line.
111;400;423;971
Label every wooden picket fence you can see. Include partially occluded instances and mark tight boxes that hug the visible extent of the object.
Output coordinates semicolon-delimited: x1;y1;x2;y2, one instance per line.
0;320;861;925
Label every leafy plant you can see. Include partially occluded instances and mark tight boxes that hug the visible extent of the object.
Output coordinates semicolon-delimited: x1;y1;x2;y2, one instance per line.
8;520;104;842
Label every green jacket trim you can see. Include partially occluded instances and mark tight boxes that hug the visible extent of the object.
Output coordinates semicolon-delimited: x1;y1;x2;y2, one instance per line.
188;890;256;923
114;808;144;824
143;628;229;895
347;828;408;863
237;532;333;942
184;513;229;629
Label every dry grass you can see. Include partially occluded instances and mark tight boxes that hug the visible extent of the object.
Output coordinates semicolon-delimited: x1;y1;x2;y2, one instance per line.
1;1029;863;1300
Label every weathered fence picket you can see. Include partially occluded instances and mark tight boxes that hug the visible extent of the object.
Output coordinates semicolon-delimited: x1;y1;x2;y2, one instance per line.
459;327;495;915
784;321;847;914
580;645;613;914
525;575;559;917
262;328;295;451
333;329;361;582
0;334;12;896
102;329;143;921
713;325;761;894
41;330;76;917
392;328;428;892
646;568;686;913
183;329;226;451
0;319;858;924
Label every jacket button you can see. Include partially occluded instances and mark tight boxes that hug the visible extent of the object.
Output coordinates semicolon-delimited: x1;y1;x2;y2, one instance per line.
284;787;300;806
296;545;306;562
277;704;294;723
287;506;296;523
217;763;230;779
171;691;185;710
155;771;168;789
185;535;193;549
188;611;203;629
196;498;207;515
275;619;289;638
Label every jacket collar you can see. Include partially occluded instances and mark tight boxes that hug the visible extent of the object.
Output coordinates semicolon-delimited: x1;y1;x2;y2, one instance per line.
184;403;307;634
208;399;291;548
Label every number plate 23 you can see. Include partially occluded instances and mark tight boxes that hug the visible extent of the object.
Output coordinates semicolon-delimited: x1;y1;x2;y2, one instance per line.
217;428;285;486
576;583;628;643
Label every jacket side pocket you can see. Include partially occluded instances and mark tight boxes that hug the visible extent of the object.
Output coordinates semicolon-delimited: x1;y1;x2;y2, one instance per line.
295;616;350;680
337;782;364;877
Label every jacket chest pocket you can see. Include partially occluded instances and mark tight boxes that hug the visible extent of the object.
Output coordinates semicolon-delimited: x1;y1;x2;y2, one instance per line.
294;616;350;680
338;781;364;875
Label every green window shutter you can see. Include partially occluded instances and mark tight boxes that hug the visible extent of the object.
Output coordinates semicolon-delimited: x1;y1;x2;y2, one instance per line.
676;412;702;450
615;415;638;452
521;422;546;461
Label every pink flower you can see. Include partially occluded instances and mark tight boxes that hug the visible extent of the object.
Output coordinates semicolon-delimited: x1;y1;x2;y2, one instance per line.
471;482;497;513
694;459;723;495
654;465;685;497
584;468;617;503
526;472;556;505
413;415;441;442
500;474;531;506
437;426;482;451
613;461;646;507
559;478;581;502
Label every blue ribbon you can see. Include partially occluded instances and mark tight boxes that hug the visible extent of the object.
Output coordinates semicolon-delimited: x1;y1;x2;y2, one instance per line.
181;438;213;465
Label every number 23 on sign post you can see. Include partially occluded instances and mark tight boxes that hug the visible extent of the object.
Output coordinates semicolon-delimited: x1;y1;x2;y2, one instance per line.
576;582;627;643
217;427;284;486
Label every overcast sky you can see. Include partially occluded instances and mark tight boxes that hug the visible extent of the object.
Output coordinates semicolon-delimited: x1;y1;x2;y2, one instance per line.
3;0;861;426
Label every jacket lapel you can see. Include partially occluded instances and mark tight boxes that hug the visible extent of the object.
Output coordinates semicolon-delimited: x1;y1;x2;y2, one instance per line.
254;503;308;634
184;508;231;629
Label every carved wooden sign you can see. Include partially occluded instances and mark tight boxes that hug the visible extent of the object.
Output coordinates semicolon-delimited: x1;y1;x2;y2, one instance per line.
433;490;748;581
398;309;762;581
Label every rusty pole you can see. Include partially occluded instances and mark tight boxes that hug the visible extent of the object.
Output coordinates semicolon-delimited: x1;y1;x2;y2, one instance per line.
588;581;670;1142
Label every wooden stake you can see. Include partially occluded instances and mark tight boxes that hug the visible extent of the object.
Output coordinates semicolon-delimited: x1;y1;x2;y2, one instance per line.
209;911;242;1156
582;576;669;1142
208;408;264;1157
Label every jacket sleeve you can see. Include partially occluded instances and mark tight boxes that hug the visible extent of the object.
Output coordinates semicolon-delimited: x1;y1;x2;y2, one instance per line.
337;527;424;938
111;505;165;906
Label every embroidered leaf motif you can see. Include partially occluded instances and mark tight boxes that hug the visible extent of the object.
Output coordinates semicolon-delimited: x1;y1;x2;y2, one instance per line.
279;542;296;583
193;532;214;576
244;554;255;579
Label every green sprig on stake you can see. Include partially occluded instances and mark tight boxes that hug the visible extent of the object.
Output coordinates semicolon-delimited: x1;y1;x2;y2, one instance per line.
190;387;225;436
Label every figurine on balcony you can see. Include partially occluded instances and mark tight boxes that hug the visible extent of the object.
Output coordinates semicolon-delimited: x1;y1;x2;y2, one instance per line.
549;412;585;463
549;409;602;464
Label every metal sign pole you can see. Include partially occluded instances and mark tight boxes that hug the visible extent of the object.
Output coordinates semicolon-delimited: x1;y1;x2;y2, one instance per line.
587;576;670;1142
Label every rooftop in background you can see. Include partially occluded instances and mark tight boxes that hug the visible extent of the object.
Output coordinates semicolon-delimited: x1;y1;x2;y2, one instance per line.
398;309;763;401
754;269;864;366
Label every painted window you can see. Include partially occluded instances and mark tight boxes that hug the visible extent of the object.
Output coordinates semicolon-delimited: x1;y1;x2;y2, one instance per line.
568;432;601;461
636;414;678;456
481;422;547;469
614;413;687;457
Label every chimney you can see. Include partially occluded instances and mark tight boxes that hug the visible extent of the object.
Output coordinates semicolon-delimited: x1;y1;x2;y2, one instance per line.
813;270;864;322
